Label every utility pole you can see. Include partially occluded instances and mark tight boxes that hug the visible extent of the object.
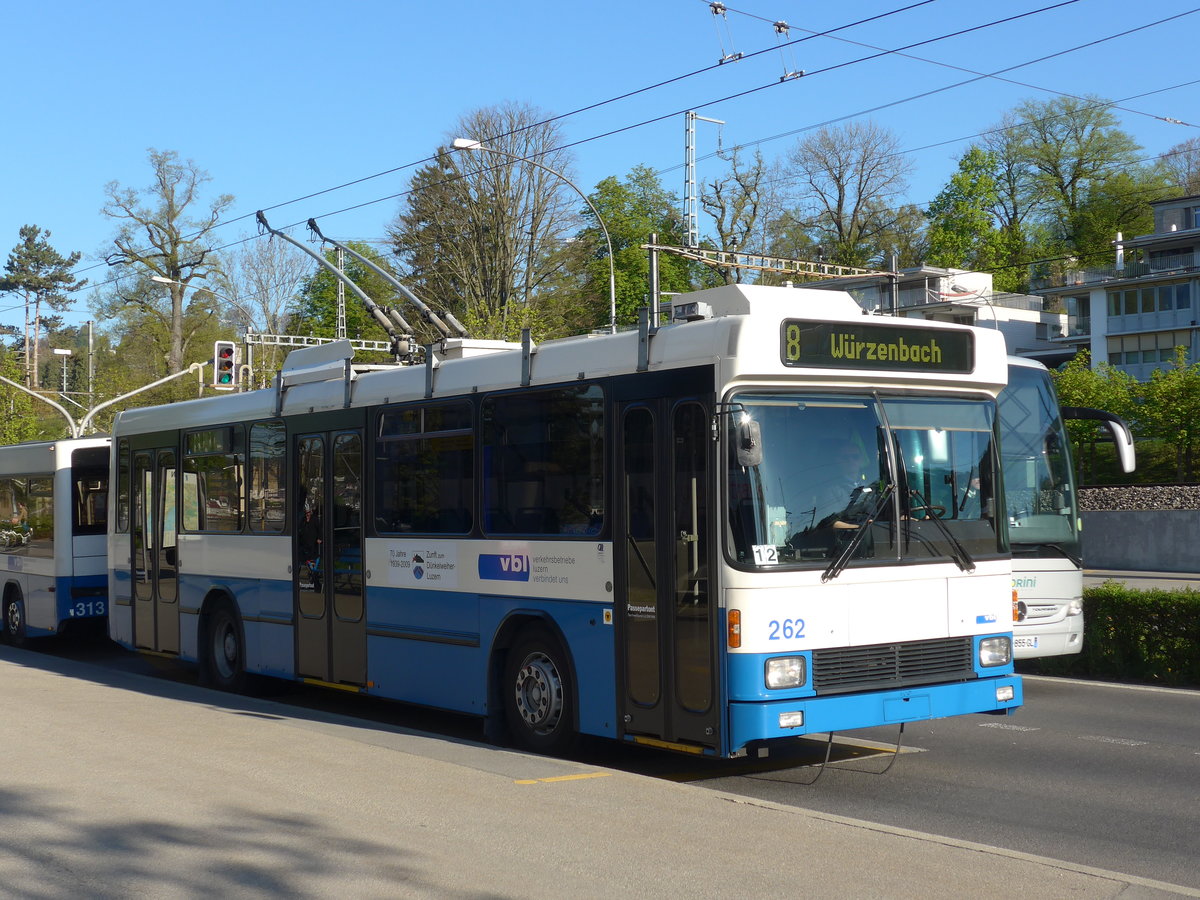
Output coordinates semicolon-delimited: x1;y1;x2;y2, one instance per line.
684;111;725;248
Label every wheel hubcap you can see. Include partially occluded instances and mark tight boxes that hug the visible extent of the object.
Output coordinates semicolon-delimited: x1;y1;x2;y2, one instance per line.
6;601;20;634
514;652;563;735
214;621;237;678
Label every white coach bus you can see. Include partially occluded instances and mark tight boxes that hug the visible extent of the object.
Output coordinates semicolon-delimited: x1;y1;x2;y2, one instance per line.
1000;357;1134;658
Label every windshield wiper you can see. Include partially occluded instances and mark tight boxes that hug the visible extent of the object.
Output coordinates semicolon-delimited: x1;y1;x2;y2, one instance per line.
906;488;975;573
822;483;894;583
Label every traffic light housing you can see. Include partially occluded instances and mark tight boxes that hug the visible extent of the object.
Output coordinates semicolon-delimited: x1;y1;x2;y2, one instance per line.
213;340;238;389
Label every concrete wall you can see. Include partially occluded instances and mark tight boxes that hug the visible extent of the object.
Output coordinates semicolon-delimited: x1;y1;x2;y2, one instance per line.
1081;510;1199;572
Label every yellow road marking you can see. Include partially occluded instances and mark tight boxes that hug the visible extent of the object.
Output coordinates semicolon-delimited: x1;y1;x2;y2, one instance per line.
514;772;613;785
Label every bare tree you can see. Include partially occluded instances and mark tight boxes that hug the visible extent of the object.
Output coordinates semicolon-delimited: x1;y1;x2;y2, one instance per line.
700;149;780;283
102;149;233;373
389;102;580;339
1161;137;1200;197
785;121;913;267
218;236;313;377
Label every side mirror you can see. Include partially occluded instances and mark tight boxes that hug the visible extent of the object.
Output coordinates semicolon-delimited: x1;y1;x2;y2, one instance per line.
736;419;763;468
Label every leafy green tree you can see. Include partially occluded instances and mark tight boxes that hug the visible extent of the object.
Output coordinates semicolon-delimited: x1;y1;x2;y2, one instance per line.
1071;168;1170;262
1008;96;1142;259
1051;350;1137;482
0;225;85;387
926;147;999;271
102;149;233;373
288;243;408;362
0;349;41;443
1134;347;1200;481
580;166;698;326
91;273;228;404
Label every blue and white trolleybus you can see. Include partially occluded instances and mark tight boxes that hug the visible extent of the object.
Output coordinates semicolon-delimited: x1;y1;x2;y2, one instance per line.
1;436;111;644
108;284;1021;757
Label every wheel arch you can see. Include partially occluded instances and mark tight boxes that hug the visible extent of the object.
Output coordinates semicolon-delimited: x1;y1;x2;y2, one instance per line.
486;610;580;742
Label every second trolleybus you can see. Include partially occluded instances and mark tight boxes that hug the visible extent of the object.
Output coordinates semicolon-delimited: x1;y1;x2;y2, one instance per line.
107;283;1021;757
0;436;111;644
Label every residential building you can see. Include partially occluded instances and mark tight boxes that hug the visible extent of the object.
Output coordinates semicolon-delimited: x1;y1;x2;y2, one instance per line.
1034;194;1199;378
808;265;1069;365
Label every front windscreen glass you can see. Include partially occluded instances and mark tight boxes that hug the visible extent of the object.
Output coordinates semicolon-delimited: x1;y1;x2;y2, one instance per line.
726;392;1004;570
998;365;1080;558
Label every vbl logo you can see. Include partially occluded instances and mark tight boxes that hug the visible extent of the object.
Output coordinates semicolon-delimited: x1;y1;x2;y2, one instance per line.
478;553;530;582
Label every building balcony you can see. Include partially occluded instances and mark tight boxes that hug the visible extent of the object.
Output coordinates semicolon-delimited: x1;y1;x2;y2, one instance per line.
1034;252;1197;289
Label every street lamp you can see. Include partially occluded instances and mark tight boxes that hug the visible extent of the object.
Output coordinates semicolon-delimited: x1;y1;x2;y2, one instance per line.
452;137;618;334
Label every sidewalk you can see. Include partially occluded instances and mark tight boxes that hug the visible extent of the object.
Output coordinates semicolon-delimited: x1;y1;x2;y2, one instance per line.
1;646;1197;898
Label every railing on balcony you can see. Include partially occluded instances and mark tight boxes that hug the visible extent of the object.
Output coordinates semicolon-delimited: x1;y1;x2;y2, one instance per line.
1034;251;1197;289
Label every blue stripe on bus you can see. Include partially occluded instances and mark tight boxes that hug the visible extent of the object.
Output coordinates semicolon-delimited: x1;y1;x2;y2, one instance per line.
727;675;1023;748
161;576;620;739
366;585;617;738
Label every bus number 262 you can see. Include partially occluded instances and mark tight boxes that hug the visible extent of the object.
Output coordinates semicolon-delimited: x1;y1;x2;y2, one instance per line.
768;618;805;640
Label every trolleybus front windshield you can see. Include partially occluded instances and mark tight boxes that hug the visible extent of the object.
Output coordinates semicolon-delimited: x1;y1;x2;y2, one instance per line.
998;365;1080;561
727;392;1004;570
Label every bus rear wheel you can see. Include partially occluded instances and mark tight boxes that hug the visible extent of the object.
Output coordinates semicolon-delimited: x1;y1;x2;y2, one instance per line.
3;594;27;647
504;627;575;755
204;602;246;693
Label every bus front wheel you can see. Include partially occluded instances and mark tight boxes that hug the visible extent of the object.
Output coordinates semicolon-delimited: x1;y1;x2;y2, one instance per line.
504;627;575;755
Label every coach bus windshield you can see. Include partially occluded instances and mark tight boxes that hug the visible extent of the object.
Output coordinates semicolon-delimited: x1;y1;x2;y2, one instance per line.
726;392;1004;571
998;365;1080;563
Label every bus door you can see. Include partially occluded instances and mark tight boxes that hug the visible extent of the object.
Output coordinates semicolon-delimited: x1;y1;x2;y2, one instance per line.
616;399;719;750
293;430;365;686
131;448;179;653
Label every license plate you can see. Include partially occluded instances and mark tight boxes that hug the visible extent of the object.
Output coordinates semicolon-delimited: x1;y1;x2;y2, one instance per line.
1013;636;1039;649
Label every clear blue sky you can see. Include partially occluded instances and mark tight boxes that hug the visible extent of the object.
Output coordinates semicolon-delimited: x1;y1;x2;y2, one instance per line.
3;0;1198;329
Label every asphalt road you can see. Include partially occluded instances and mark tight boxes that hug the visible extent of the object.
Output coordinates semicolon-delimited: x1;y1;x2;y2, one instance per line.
700;675;1200;890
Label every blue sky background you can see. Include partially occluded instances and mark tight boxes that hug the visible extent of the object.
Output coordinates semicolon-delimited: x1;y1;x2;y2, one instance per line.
3;0;1198;328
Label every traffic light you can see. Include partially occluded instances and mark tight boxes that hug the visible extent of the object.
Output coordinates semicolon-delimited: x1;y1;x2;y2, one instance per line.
213;340;238;389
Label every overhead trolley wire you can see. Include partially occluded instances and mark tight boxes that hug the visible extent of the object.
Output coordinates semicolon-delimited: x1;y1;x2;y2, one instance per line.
66;2;1185;299
56;0;944;288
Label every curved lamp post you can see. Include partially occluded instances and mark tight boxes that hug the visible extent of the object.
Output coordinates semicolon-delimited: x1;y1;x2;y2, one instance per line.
452;137;617;334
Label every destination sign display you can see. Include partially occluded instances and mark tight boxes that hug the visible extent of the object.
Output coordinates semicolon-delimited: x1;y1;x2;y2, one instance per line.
780;320;974;372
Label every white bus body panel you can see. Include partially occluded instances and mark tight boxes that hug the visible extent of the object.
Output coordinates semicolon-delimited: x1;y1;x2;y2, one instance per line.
1013;558;1084;657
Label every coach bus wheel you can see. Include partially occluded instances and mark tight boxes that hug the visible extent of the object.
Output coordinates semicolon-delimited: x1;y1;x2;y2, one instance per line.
206;602;246;693
504;627;575;755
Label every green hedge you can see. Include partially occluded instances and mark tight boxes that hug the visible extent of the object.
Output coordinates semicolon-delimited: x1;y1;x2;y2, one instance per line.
1021;583;1200;686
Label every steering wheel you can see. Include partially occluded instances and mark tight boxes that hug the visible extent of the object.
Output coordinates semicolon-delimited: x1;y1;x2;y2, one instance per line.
909;505;947;519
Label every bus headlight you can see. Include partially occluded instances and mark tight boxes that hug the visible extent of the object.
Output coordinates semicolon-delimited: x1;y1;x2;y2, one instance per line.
979;636;1012;667
1067;598;1083;616
765;656;807;689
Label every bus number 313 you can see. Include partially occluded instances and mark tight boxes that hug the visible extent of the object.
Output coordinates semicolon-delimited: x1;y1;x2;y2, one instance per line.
768;618;805;640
